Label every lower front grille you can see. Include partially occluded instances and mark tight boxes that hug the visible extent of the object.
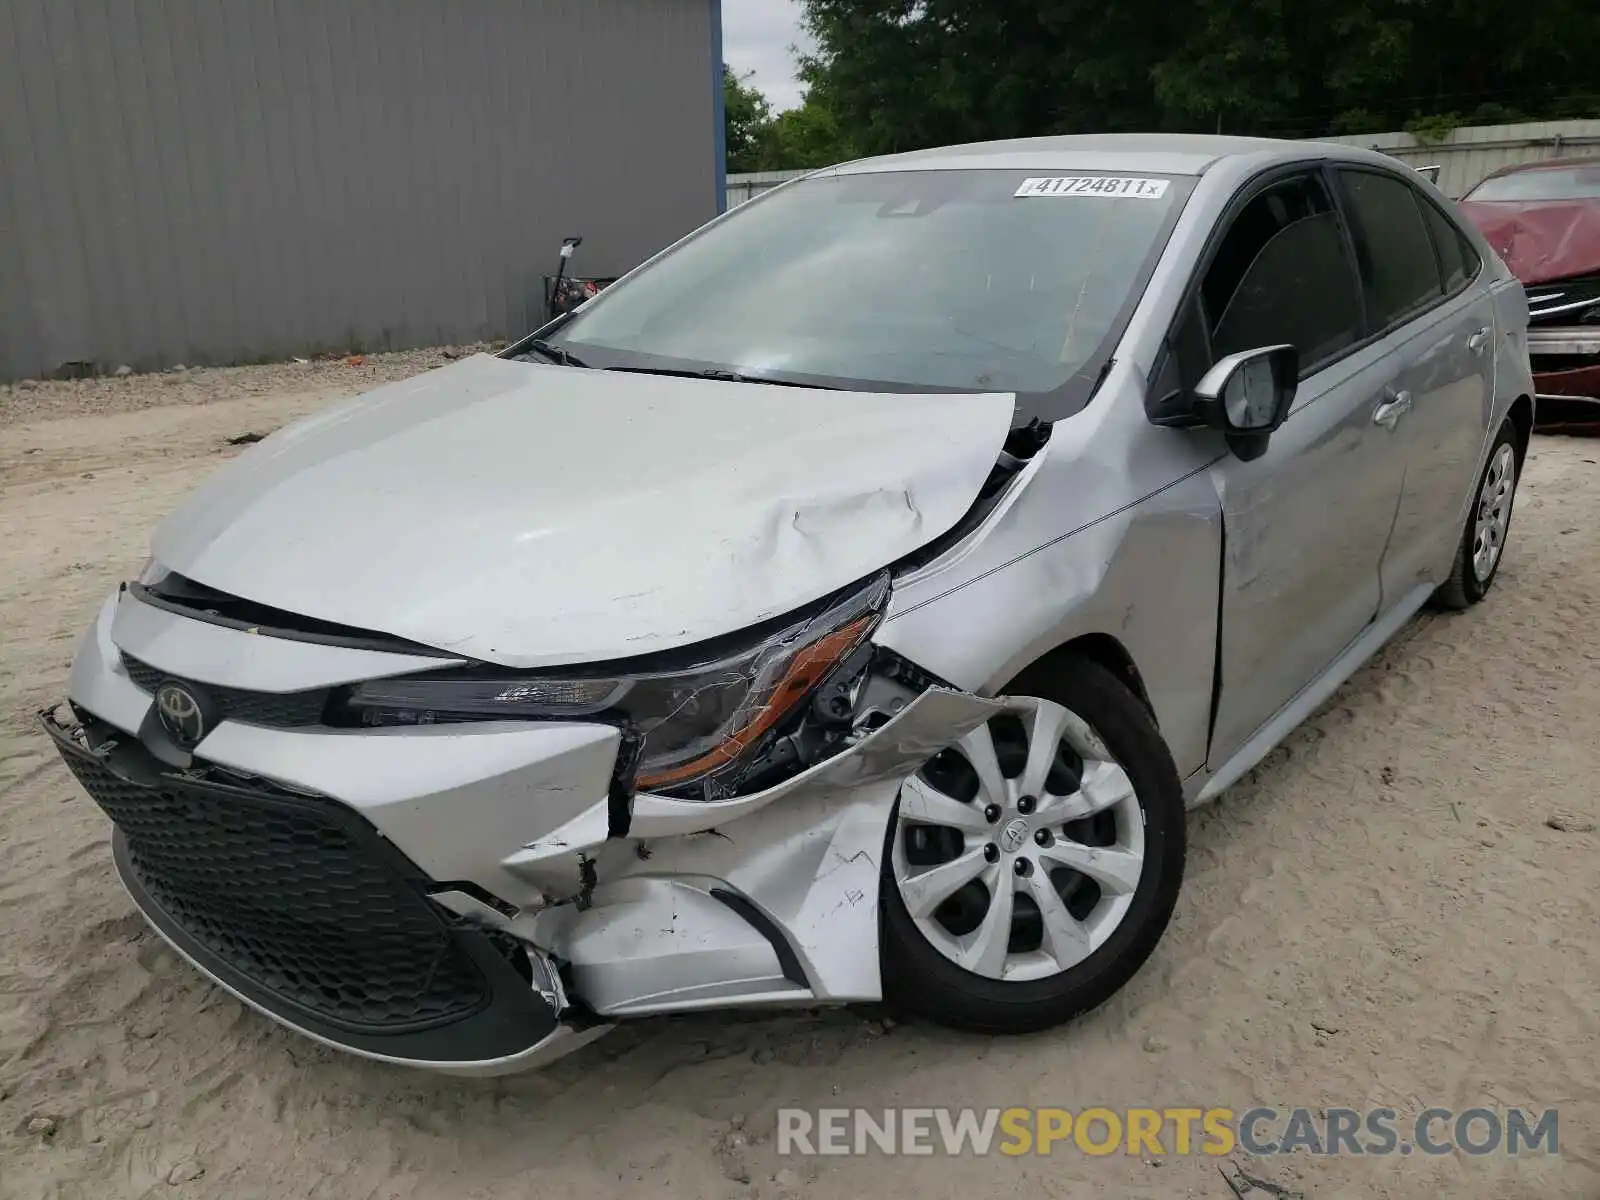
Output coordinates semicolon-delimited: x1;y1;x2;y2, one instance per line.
49;719;488;1034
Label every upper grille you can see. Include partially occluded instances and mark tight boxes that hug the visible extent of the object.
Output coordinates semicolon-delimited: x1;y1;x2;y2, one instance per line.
54;735;489;1033
120;654;328;728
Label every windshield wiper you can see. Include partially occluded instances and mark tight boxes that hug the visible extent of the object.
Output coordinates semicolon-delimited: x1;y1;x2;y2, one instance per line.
604;366;835;389
524;339;588;368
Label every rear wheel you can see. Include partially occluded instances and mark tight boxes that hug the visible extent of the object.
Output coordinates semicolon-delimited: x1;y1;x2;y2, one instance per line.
879;657;1185;1034
1433;419;1519;610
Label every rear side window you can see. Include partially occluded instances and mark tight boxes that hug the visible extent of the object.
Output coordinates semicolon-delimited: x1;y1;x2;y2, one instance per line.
1418;199;1481;295
1337;169;1443;329
1202;174;1364;370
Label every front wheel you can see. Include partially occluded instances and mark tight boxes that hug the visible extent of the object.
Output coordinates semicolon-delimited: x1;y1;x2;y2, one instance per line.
879;657;1185;1034
1433;419;1520;610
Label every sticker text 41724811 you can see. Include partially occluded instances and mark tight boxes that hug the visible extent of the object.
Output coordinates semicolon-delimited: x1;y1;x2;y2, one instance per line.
1014;176;1170;200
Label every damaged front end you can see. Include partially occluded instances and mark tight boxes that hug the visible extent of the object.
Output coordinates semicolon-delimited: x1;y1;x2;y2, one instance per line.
396;579;1017;1019
422;432;1051;1030
42;368;1053;1072
44;421;1041;1073
359;514;1052;1028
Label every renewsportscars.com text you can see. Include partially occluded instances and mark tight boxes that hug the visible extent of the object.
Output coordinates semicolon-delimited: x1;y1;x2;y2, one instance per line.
776;1106;1558;1158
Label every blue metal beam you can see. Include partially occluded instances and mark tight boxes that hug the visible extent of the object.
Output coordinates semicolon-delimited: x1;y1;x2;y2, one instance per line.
711;0;727;212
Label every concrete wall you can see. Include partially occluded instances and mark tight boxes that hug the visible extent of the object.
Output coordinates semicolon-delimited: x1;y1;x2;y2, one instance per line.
725;168;809;209
0;0;721;380
1317;120;1600;199
727;119;1600;208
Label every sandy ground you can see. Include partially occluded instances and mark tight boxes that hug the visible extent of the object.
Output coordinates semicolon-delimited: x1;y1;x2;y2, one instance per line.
1;359;1596;1200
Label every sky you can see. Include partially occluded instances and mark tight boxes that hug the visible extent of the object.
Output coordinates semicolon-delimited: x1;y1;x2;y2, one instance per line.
722;0;813;111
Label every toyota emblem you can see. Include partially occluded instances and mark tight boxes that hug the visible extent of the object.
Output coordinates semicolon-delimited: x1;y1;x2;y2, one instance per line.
999;817;1030;854
155;681;208;746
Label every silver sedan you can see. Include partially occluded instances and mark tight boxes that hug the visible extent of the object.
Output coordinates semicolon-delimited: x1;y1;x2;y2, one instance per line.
45;134;1533;1074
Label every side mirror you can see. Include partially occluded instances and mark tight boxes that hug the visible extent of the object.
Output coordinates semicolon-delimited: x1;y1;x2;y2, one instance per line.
1190;345;1298;460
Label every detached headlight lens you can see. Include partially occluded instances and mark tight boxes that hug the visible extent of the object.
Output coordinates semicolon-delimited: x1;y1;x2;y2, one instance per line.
344;572;890;793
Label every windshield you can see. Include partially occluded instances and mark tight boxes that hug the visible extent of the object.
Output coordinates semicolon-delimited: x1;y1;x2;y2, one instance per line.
537;168;1190;407
1465;165;1600;202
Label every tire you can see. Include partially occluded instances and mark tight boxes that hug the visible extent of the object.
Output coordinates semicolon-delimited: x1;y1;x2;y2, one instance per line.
879;656;1186;1035
1432;418;1520;611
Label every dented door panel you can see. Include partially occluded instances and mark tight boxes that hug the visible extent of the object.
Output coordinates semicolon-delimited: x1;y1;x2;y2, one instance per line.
1205;343;1407;767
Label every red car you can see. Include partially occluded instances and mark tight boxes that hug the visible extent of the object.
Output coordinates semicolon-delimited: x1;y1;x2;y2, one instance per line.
1458;157;1600;420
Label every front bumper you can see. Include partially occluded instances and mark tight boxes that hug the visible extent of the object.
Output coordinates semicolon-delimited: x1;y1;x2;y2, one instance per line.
1528;326;1600;405
42;707;602;1075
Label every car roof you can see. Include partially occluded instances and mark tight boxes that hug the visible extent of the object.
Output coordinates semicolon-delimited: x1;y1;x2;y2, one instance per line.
826;133;1395;178
1475;154;1600;182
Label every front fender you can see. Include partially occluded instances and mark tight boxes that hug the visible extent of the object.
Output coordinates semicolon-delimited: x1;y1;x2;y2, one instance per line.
876;420;1222;778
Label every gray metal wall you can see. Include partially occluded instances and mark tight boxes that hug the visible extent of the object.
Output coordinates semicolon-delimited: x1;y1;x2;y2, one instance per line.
0;0;720;380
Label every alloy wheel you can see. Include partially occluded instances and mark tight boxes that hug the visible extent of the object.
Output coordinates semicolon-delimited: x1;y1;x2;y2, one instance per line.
1472;442;1516;582
890;697;1145;983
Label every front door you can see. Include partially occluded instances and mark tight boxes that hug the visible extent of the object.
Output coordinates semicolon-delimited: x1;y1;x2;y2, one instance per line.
1179;169;1410;766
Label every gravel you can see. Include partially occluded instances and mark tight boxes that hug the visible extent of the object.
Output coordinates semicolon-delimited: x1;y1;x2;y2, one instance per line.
0;343;502;429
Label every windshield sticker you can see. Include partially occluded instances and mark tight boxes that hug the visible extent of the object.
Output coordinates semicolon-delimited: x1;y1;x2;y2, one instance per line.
1015;176;1170;200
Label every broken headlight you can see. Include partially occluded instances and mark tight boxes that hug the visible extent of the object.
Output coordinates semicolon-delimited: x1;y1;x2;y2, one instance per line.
342;572;890;795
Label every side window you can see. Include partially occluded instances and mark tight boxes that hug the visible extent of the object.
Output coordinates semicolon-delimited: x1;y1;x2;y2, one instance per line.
1201;174;1364;371
1418;198;1481;295
1337;169;1444;328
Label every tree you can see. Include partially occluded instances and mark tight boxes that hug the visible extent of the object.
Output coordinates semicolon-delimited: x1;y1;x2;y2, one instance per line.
767;99;857;169
723;65;774;173
797;0;1600;153
724;63;858;172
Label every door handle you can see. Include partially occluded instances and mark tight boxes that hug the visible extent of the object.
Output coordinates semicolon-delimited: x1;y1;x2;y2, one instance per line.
1467;326;1491;355
1372;390;1413;429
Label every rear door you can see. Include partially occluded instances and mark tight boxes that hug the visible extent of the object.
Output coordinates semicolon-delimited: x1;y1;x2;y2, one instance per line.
1332;168;1496;602
1188;169;1411;765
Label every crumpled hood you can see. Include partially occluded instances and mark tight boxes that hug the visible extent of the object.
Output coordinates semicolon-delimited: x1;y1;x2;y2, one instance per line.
151;355;1016;667
1457;199;1600;285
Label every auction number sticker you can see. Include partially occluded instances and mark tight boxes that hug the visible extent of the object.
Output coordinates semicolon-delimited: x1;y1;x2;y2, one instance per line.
1015;176;1170;200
